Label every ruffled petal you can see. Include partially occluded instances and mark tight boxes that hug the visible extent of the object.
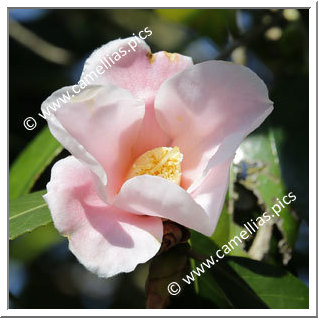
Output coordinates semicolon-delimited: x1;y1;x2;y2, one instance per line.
44;156;163;278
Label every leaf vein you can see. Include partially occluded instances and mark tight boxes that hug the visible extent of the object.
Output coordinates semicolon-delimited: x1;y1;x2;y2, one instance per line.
9;203;48;221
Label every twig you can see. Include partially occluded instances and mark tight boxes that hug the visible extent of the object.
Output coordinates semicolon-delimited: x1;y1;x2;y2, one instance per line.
9;19;73;65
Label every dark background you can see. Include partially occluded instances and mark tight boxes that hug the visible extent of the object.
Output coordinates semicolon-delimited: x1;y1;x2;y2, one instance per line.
9;9;309;309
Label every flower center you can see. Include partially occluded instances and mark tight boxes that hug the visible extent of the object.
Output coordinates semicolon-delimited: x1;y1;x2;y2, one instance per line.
126;146;183;185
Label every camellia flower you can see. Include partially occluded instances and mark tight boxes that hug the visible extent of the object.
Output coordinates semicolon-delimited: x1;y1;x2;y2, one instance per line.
42;37;273;278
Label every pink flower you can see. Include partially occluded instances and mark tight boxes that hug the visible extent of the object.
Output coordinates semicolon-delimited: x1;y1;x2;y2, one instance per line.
43;37;273;278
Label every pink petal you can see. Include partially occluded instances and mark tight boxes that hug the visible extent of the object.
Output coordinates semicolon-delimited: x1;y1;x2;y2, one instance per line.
114;175;212;236
44;156;163;278
81;37;194;157
154;60;273;191
189;158;233;235
42;84;145;201
81;37;193;104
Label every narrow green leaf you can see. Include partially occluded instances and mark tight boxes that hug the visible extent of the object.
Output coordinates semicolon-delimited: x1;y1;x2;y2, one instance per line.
9;190;52;240
9;127;63;199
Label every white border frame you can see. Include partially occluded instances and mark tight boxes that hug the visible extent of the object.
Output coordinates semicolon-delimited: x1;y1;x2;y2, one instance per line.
3;1;316;316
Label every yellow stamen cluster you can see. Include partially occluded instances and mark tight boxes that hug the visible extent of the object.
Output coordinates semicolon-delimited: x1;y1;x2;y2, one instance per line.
126;146;183;185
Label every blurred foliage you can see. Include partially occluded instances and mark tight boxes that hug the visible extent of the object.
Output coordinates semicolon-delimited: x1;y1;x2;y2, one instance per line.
9;8;309;309
157;9;239;45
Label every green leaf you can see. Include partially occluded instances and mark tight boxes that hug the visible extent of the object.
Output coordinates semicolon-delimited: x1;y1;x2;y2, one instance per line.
189;190;249;308
205;259;268;308
190;213;307;309
189;230;308;309
227;257;309;309
9;190;53;240
9;222;63;262
201;256;309;308
234;128;299;256
194;266;234;308
9;127;63;200
210;194;248;257
191;189;249;261
189;235;233;308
